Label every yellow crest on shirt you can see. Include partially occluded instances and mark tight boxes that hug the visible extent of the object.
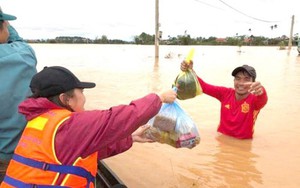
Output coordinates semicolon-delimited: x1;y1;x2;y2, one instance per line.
241;102;250;113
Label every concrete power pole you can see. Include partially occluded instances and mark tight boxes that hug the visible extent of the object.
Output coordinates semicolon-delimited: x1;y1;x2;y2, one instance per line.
155;0;159;63
288;15;295;51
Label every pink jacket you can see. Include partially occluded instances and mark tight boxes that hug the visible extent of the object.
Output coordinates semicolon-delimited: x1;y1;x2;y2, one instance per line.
18;93;162;164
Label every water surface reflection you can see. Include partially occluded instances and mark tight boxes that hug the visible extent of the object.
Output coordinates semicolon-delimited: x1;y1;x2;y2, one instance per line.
212;135;262;187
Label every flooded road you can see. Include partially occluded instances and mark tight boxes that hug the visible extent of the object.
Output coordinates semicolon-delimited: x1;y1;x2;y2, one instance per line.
34;44;300;188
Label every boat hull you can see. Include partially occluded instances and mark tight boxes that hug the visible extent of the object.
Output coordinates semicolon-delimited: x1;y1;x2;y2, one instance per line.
96;160;127;188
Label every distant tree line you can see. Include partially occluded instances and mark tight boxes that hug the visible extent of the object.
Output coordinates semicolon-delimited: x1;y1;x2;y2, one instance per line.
26;32;299;47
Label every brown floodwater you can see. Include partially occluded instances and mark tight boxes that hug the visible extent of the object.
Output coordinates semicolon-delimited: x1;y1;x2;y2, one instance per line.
34;44;300;188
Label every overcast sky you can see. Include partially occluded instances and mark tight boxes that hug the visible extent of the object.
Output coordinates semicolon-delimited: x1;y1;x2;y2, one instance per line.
1;0;299;41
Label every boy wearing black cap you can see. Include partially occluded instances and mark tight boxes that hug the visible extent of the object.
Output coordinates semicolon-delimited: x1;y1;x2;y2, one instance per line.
1;66;176;187
180;61;268;139
0;7;37;182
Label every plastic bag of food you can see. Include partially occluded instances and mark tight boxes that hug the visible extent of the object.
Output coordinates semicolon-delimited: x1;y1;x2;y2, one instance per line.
144;100;200;149
173;48;202;100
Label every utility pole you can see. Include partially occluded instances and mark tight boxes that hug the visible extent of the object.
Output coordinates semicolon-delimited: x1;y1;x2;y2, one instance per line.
288;15;294;51
155;0;159;63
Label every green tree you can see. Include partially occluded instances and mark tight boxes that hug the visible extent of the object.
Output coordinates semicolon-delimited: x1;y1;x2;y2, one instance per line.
134;32;154;44
177;34;192;45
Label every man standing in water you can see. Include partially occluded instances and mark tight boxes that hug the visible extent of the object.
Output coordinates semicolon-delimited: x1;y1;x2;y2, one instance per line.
0;7;37;182
180;61;268;139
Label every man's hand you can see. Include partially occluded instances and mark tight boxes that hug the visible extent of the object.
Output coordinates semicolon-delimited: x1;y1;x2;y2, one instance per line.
180;60;194;71
244;81;264;96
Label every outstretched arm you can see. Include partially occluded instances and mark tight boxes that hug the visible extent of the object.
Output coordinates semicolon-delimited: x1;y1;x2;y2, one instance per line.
98;125;154;160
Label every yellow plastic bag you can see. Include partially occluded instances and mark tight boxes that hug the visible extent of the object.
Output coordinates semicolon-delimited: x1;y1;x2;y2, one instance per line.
173;49;202;100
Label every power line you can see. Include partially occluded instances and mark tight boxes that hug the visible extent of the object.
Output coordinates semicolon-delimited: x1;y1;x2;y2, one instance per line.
193;0;224;11
218;0;279;23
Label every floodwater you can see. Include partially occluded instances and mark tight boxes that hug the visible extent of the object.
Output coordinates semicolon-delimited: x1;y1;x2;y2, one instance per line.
33;44;300;188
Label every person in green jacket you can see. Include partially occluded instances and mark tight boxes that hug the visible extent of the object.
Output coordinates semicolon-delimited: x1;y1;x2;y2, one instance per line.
0;7;37;182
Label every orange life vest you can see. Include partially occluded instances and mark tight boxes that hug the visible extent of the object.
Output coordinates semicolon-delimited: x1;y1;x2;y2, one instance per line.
1;109;97;188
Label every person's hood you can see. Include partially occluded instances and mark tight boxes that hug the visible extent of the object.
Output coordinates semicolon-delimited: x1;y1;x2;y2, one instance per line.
19;98;63;121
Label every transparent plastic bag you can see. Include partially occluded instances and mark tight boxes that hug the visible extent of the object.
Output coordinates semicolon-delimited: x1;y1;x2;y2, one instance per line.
144;100;200;149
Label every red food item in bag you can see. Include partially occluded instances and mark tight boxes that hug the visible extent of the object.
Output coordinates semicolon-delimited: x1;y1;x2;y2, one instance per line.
176;133;198;148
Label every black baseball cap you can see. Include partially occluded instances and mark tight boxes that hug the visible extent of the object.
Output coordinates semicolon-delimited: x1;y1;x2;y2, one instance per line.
0;8;17;21
30;66;96;97
232;65;256;80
